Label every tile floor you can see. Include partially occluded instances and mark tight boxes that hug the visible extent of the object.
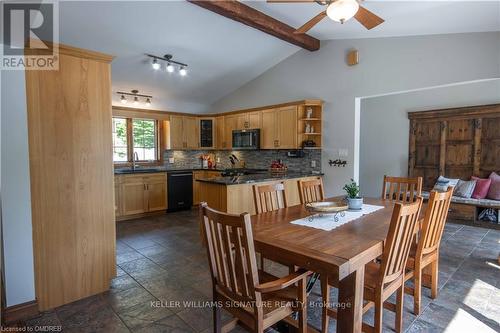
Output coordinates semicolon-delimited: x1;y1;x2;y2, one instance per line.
20;209;500;332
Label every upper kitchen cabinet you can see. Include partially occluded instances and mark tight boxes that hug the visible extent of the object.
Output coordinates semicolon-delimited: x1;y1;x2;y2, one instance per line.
236;111;262;129
199;118;215;149
215;116;227;149
169;115;199;149
261;106;298;149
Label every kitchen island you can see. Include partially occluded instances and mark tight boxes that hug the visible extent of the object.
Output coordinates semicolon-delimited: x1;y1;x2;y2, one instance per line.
197;172;323;215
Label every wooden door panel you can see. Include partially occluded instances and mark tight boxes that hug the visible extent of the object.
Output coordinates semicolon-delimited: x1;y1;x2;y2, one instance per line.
215;116;225;149
415;122;440;142
261;109;277;149
278;106;298;149
482;117;500;139
446;144;473;166
480;141;500;170
224;115;238;149
414;145;440;167
248;112;262;129
447;119;474;141
147;180;167;212
445;167;474;180
413;168;439;189
122;182;147;215
184;117;199;149
170;116;184;149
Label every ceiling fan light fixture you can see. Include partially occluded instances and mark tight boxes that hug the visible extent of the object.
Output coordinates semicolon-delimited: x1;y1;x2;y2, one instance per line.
179;66;187;76
152;58;160;70
120;95;127;104
145;98;152;107
326;0;359;24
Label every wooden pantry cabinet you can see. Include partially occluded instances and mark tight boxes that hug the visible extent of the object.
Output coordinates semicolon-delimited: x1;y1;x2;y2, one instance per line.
26;43;116;310
115;173;167;220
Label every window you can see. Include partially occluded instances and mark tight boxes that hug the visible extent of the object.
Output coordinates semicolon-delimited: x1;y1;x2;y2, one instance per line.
133;119;157;161
112;118;128;162
112;117;160;163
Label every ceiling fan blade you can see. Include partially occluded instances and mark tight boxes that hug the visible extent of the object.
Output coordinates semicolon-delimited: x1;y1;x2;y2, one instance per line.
267;0;316;3
294;11;327;34
354;5;384;30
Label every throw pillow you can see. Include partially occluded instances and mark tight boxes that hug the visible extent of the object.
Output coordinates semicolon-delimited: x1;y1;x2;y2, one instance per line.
487;172;500;201
454;180;476;198
433;176;459;192
471;176;492;199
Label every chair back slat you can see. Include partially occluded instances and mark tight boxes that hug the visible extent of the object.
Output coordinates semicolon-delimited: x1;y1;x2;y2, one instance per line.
379;198;422;285
253;182;287;214
382;175;423;203
298;178;325;204
419;188;453;256
200;203;259;303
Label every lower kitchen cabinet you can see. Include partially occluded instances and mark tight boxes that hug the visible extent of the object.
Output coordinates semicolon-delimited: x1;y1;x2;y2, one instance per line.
193;170;222;205
115;173;167;220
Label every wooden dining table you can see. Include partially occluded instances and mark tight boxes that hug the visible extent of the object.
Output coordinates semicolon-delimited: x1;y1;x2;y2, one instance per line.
251;197;396;333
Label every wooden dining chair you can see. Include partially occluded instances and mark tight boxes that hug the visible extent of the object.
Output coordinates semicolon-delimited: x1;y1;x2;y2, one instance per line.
199;202;310;333
321;197;423;333
253;182;287;214
253;182;287;270
403;187;453;315
298;177;325;204
382;175;423;203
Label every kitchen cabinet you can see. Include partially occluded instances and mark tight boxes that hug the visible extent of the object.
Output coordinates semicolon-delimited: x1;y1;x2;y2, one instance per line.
116;173;167;220
199;118;215;149
224;115;239;149
170;115;184;149
260;107;297;149
215;116;227;149
169;116;199;149
193;170;222;205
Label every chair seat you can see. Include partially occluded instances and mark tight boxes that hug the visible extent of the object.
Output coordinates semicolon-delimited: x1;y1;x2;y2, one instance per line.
406;242;435;271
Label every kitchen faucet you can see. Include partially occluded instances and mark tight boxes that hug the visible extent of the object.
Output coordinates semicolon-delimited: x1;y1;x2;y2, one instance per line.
132;151;139;170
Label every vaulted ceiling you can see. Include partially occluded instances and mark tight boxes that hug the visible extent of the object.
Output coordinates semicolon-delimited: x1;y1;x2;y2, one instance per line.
58;1;500;113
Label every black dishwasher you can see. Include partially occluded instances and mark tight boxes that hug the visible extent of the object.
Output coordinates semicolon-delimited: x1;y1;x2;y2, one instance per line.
167;171;193;212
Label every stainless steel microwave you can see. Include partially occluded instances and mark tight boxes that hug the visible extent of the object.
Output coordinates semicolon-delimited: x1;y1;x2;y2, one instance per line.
232;129;260;150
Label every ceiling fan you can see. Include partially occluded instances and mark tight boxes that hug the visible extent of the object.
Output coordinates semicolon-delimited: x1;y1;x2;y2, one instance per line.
267;0;384;34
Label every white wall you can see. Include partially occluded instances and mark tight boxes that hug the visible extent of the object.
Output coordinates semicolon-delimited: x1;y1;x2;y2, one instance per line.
0;68;36;306
359;79;500;197
211;32;500;196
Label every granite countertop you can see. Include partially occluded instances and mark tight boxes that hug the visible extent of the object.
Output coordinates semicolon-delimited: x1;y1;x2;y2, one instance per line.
114;167;224;175
196;171;323;185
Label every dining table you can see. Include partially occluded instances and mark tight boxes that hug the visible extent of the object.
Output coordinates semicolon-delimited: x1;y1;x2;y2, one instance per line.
251;197;397;333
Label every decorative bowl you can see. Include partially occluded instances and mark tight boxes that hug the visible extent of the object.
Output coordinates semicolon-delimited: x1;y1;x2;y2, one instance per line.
305;201;348;213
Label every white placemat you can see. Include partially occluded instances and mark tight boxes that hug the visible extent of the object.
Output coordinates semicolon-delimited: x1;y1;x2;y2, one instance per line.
290;204;384;231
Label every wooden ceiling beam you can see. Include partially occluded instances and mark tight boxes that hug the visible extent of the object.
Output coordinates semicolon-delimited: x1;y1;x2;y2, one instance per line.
187;0;320;51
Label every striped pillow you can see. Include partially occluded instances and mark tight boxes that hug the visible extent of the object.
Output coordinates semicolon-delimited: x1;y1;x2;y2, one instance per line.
454;180;476;198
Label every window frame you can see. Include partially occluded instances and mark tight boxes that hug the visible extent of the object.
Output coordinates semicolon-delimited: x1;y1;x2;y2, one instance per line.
112;116;163;166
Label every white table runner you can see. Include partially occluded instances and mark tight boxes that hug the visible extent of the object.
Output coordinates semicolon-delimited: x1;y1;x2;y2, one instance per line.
291;204;384;231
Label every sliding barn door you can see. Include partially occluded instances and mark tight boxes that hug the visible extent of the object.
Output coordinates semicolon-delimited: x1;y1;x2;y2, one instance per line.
25;44;116;310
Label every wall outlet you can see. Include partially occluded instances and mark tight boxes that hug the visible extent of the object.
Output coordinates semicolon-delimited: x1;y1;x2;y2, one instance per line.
311;160;317;168
168;157;175;164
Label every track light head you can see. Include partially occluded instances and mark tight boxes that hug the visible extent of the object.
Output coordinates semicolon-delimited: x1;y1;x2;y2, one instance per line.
166;62;175;73
152;58;160;70
145;98;152;107
133;96;139;105
179;66;187;76
120;95;127;104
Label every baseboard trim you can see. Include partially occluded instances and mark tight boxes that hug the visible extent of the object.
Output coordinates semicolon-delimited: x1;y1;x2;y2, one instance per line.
4;300;39;323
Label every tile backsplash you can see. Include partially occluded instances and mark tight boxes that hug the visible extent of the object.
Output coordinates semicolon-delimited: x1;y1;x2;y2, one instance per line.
163;149;321;173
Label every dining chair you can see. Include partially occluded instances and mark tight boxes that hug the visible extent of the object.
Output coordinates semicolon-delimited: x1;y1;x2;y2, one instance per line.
403;187;453;315
199;202;310;333
253;182;288;271
382;175;423;203
253;182;288;214
298;177;325;204
321;197;423;333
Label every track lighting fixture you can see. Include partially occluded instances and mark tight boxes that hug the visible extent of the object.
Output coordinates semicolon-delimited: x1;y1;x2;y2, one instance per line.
146;53;189;76
152;58;160;70
117;90;153;107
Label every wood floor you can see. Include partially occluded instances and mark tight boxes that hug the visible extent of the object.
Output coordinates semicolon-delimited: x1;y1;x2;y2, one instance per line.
16;209;500;333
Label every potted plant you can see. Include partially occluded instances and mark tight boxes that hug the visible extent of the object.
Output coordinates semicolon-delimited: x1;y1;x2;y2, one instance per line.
343;179;363;210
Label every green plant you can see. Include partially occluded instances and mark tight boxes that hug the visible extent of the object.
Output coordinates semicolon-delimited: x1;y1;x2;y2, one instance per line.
343;179;360;198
